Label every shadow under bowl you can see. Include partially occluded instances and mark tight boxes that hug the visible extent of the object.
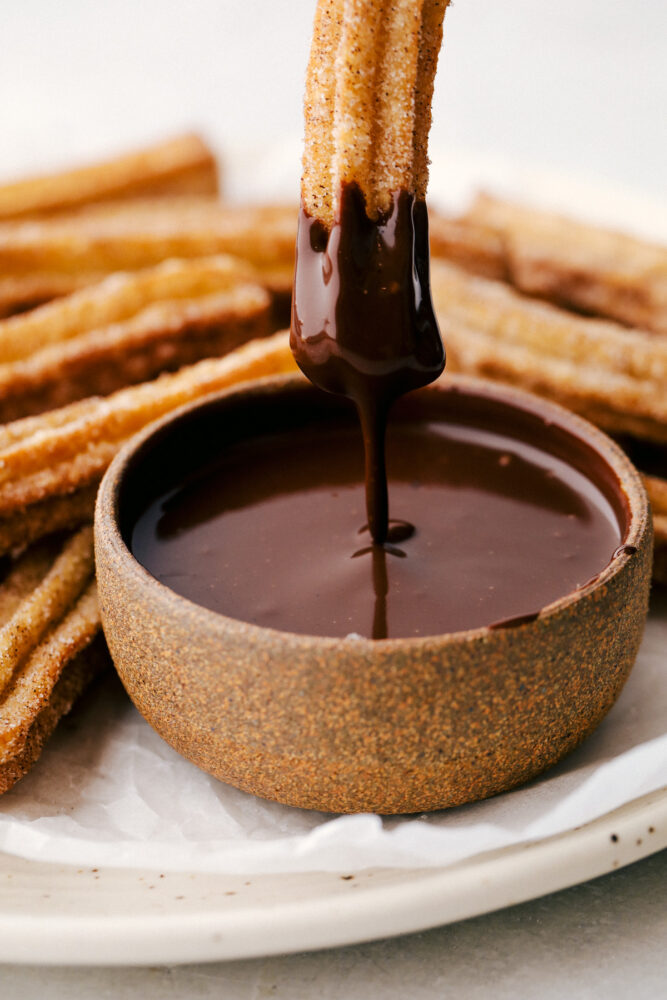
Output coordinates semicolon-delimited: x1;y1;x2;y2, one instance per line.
94;374;652;814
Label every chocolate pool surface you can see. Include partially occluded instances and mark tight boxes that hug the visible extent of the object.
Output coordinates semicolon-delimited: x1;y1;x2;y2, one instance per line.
130;416;622;640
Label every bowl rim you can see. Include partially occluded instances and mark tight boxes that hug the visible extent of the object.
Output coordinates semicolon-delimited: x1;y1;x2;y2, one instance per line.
94;371;651;650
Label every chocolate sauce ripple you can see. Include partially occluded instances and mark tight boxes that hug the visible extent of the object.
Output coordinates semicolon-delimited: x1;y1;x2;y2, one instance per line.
290;182;445;543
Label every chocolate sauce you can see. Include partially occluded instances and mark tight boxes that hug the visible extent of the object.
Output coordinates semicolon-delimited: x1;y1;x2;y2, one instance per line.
131;410;622;640
290;183;444;542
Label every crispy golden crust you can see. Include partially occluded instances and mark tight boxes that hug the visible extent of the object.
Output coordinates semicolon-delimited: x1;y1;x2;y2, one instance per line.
429;211;508;280
0;199;296;317
0;257;271;420
0;134;218;222
412;1;448;201
0;487;99;557
0;527;94;693
463;193;667;336
0;199;296;276
0;635;109;795
0;527;102;791
0;273;101;319
0;255;257;363
432;260;667;443
644;474;667;579
302;0;450;224
0;332;297;553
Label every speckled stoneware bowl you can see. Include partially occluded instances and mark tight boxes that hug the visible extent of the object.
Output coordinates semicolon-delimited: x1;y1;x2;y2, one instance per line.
94;374;652;815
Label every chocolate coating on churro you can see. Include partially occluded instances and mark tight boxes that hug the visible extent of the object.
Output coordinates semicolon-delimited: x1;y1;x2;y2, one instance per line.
291;183;444;540
294;0;449;541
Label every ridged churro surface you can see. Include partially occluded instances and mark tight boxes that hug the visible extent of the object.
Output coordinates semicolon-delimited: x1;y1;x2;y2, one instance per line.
0;257;270;420
464;193;667;335
432;260;667;444
0;527;103;792
0;332;297;555
303;0;449;224
0;134;218;222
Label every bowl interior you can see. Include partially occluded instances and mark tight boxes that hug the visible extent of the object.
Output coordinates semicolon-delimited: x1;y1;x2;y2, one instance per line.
116;376;634;611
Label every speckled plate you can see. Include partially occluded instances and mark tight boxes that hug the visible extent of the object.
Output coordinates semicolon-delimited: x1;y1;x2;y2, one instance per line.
0;786;664;966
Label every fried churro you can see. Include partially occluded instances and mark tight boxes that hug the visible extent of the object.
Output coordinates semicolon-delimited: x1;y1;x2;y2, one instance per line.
0;331;297;555
429;211;507;281
645;476;667;584
0;198;295;279
302;0;448;224
0;134;218;223
0;526;104;793
0;199;296;318
431;259;667;580
463;193;667;335
0;257;270;420
432;260;667;444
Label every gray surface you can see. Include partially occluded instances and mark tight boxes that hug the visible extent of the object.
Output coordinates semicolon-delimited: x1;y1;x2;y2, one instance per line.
1;850;665;997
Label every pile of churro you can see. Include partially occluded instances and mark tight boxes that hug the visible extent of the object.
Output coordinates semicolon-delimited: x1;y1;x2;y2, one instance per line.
0;134;298;792
0;27;665;789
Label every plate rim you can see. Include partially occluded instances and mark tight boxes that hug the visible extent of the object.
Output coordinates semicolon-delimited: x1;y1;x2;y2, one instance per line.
0;785;664;966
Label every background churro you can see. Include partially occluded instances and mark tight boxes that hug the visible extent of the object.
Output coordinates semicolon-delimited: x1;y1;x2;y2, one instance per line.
461;193;667;336
0;331;297;558
0;198;296;318
0;257;271;420
0;133;218;222
0;527;103;794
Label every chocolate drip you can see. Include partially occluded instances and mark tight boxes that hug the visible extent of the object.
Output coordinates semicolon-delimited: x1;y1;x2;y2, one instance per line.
290;182;444;542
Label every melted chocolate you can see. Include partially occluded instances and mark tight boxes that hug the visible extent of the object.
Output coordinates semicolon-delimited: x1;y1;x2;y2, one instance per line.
131;413;622;640
290;183;444;541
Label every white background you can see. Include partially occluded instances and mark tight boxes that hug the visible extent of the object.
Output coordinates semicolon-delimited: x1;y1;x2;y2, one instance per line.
0;1;666;995
2;0;666;202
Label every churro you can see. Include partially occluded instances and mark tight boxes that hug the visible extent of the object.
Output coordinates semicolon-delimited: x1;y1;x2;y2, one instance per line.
644;476;667;584
302;0;449;225
429;211;507;280
0;199;296;317
0;331;297;555
0;134;218;222
0;527;103;793
432;260;667;444
0;257;270;420
463;193;667;335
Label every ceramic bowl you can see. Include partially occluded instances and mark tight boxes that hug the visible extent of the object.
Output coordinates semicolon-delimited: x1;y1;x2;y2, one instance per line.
94;374;652;814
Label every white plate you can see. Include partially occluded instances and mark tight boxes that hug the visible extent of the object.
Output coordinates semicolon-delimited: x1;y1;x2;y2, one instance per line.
0;786;664;966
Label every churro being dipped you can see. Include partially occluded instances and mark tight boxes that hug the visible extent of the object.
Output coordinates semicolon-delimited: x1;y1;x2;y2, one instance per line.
291;0;450;541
